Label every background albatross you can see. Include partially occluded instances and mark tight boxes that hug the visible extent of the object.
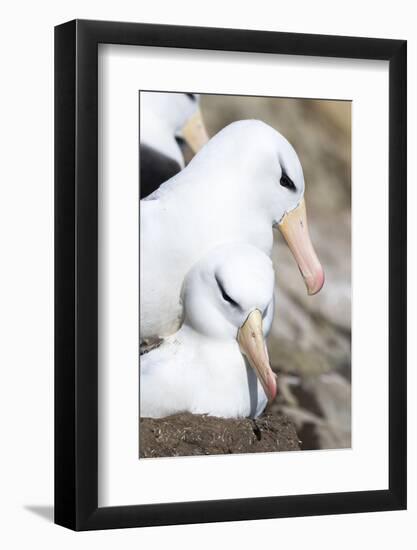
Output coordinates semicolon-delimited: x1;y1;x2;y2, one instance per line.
140;92;209;198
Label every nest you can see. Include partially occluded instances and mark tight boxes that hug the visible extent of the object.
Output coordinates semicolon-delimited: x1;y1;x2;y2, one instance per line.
139;412;300;458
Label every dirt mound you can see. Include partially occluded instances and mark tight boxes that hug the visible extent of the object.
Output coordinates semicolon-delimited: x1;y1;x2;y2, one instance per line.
139;412;300;458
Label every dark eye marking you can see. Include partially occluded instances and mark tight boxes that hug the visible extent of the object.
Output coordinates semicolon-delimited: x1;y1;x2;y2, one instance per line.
186;93;197;102
215;276;239;307
280;171;296;191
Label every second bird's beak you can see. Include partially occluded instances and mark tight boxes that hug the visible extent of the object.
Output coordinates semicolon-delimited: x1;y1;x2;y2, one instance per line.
237;309;277;402
277;198;325;295
181;109;209;153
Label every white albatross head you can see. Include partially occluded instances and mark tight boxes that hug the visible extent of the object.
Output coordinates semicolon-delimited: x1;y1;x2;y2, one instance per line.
182;243;277;401
180;119;325;295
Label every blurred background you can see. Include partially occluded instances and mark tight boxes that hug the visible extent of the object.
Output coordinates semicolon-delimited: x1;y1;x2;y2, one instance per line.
200;95;352;450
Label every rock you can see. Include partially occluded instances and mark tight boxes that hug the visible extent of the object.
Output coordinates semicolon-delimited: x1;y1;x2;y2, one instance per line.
139;412;301;458
269;372;351;450
268;213;351;378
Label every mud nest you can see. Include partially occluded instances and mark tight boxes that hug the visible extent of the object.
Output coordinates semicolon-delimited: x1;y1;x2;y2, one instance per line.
139;412;300;458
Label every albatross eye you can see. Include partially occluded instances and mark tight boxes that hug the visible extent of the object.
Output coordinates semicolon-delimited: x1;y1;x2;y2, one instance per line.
280;171;296;191
215;276;239;307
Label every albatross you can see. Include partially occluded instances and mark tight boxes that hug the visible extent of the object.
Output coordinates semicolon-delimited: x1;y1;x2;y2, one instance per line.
140;92;209;198
140;243;276;419
140;119;324;344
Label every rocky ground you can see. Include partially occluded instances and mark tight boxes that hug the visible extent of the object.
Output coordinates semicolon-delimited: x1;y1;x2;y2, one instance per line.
267;214;351;450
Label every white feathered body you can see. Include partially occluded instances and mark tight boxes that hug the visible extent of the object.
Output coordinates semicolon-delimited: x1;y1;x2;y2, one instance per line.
140;326;268;419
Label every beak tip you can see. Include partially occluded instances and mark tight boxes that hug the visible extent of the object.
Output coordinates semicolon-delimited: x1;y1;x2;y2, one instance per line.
266;373;278;402
306;268;325;295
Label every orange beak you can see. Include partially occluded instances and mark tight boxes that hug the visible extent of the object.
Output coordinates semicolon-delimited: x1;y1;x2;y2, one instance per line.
237;310;277;402
181;108;209;153
278;198;325;295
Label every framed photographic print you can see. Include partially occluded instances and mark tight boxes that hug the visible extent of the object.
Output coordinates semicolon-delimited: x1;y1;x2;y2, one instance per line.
55;19;407;530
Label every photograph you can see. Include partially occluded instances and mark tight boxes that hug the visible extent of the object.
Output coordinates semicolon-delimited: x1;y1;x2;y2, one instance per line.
139;91;351;458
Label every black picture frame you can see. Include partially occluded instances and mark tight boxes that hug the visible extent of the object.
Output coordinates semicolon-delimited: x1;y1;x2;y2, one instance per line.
55;19;407;531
